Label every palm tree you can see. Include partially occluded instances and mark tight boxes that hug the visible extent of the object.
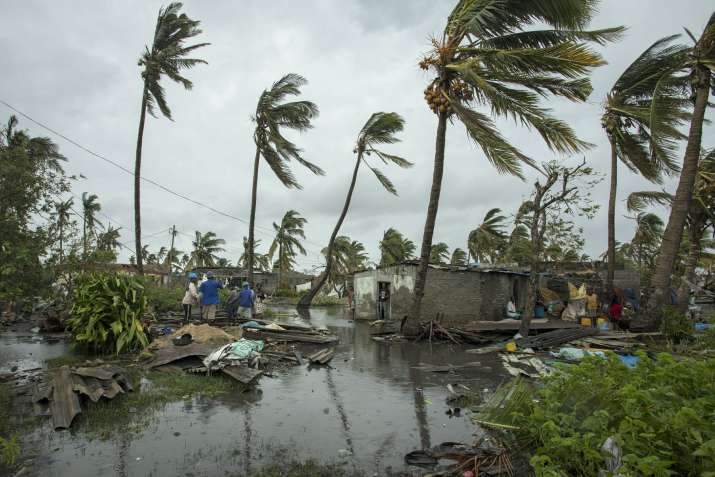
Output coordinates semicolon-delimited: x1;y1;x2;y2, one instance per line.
450;248;467;266
409;0;620;325
298;112;410;307
268;210;307;288
601;36;690;290
651;13;715;308
379;228;415;266
429;242;450;264
165;246;184;272
238;236;271;272
134;3;208;275
97;225;122;255
503;224;531;265
81;192;102;260
247;74;321;285
216;257;232;267
189;231;225;267
53;198;73;265
468;208;507;264
319;236;369;294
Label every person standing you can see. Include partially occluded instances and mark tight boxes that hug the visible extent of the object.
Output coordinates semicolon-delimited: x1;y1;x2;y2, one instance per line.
226;286;240;322
254;285;266;319
198;271;223;322
181;272;200;324
237;282;255;319
586;288;599;323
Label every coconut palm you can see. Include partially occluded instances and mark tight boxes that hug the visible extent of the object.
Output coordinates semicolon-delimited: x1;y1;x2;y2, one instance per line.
429;242;450;264
268;210;308;288
379;228;415;266
238;236;271;272
96;225;122;254
164;246;184;272
468;208;507;264
247;74;321;285
651;14;715;307
450;248;467;266
189;230;225;267
298;112;410;307
320;236;369;294
409;0;621;324
601;36;690;290
53;198;74;265
133;3;208;275
81;192;102;260
216;257;232;267
503;224;531;265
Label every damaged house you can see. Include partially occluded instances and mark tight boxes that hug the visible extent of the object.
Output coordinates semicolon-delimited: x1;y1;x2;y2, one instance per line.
353;261;639;325
189;267;313;293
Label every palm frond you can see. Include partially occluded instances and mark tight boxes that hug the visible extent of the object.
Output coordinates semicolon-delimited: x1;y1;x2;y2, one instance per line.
626;190;673;212
368;165;397;195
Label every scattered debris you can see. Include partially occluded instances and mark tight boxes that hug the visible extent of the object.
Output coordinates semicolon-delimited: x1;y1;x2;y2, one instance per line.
500;354;552;378
221;365;263;384
145;343;214;369
515;327;598;350
404;441;513;476
33;364;133;430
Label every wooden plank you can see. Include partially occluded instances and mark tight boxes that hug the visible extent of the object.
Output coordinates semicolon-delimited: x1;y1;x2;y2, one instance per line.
242;328;338;344
221;365;263;384
50;366;82;430
293;350;304;366
463;319;579;332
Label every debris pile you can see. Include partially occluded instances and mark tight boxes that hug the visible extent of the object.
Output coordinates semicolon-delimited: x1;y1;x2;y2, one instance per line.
405;441;513;476
33;364;133;430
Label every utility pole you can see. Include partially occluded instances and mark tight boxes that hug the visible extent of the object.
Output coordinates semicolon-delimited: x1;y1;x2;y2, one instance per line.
167;225;177;285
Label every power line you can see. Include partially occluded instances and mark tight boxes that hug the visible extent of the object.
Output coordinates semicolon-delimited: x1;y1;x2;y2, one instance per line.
0;99;331;251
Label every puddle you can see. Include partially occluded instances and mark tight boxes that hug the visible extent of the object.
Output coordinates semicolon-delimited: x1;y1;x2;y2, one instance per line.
4;306;511;476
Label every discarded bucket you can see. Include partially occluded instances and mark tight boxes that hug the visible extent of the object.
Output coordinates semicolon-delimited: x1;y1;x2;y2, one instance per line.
505;341;517;352
581;317;592;327
597;318;610;331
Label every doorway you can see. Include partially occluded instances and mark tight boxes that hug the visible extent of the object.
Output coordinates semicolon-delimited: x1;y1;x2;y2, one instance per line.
377;282;391;320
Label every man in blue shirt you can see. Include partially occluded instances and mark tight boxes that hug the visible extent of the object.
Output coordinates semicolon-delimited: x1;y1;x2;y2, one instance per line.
198;271;224;322
237;282;255;319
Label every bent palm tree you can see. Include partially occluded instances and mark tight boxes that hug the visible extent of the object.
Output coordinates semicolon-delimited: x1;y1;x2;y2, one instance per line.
268;210;307;289
189;231;225;267
409;0;621;327
450;248;467;266
97;225;122;254
247;74;321;285
468;208;507;264
81;192;102;260
379;228;415;266
134;2;208;275
319;236;369;295
430;242;450;264
601;35;690;290
53;198;73;265
298;112;410;307
651;13;715;308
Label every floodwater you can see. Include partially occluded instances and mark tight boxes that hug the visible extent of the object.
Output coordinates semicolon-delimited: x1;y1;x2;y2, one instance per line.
3;306;512;476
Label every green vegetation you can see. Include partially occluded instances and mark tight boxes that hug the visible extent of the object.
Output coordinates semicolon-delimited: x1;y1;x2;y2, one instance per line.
144;282;183;313
479;354;715;476
67;273;149;354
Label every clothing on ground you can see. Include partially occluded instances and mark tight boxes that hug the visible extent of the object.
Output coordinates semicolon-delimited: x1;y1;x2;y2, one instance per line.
199;278;223;305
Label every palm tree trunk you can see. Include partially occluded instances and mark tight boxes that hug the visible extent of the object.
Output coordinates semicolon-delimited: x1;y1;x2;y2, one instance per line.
298;154;362;308
82;216;87;263
134;85;149;275
407;111;448;333
649;67;710;309
247;147;260;286
59;221;64;267
676;217;704;312
606;138;617;292
278;242;283;289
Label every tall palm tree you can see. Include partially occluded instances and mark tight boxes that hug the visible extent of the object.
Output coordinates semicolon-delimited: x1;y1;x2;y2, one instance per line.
247;74;321;285
651;13;715;308
429;242;450;264
238;236;271;272
190;230;225;267
468;208;507;264
601;35;690;290
53;198;73;265
379;228;415;266
319;236;369;294
134;2;208;275
268;210;307;288
97;225;122;254
81;192;102;260
298;112;410;307
164;246;184;272
409;0;620;325
450;248;467;266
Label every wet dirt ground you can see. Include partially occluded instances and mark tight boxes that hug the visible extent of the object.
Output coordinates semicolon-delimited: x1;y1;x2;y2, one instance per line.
1;306;512;476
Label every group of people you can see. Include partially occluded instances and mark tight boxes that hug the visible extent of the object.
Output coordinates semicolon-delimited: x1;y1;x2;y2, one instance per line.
180;271;266;323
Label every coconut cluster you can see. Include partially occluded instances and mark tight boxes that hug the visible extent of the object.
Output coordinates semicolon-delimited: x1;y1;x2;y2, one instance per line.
424;86;452;115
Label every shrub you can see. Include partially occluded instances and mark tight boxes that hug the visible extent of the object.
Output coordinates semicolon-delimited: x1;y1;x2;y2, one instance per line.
144;282;183;313
485;354;715;476
0;436;20;467
67;273;149;354
661;306;692;344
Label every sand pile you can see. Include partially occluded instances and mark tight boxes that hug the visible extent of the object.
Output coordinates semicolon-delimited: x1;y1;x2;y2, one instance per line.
148;323;241;351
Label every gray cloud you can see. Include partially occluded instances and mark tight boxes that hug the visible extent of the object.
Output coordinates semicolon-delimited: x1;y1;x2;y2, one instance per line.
1;0;713;271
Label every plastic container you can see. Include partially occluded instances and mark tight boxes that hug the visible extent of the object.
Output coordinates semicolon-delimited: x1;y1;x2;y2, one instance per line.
505;341;517;352
580;317;592;327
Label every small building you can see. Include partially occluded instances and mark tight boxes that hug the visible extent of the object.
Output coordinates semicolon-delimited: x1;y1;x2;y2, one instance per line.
108;263;170;286
353;262;529;325
189;267;314;293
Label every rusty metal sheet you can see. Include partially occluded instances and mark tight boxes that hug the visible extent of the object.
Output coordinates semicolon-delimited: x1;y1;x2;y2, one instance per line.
146;343;214;369
50;366;82;430
72;365;122;381
221;365;262;384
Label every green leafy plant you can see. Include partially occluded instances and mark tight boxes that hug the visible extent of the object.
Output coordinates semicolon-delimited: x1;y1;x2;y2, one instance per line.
0;436;20;467
661;306;692;344
143;282;183;313
478;354;715;476
67;273;149;354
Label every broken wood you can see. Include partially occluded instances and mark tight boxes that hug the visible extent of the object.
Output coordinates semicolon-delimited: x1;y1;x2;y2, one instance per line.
242;328;338;344
307;348;335;365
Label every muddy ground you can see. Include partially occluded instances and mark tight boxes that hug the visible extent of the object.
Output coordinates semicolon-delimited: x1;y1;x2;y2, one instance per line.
0;305;513;477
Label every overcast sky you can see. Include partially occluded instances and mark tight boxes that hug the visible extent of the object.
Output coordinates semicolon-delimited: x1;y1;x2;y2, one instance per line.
2;0;713;272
